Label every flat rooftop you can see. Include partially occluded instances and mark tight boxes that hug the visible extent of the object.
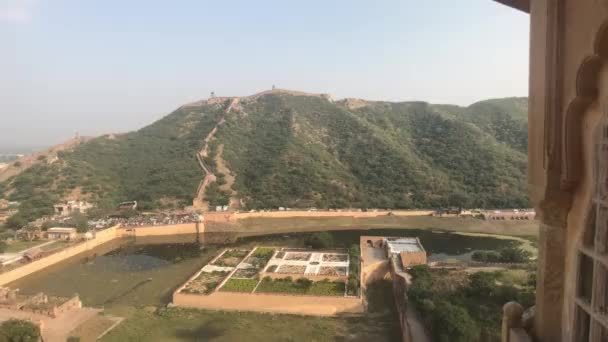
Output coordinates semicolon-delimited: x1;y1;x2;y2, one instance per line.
385;237;424;254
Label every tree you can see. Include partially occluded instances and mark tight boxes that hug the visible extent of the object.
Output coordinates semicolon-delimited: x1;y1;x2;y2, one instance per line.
0;319;41;342
431;301;479;342
70;213;89;233
4;216;26;230
305;232;333;249
468;272;498;297
498;247;531;263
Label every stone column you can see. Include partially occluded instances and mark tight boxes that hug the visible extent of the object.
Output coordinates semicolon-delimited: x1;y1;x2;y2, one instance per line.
502;302;524;342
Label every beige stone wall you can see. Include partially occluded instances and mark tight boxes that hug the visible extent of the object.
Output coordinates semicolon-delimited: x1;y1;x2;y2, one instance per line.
234;210;433;220
51;295;81;318
118;222;202;237
361;260;389;286
399;251;427;268
0;226;119;286
172;291;363;316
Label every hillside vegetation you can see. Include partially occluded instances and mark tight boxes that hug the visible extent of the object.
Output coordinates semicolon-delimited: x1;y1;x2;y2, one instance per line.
0;92;529;223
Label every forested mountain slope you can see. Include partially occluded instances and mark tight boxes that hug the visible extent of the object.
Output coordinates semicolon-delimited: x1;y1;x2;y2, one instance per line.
0;91;529;224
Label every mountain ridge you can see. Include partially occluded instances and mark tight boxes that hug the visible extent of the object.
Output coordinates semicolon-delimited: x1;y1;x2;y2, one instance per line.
0;90;529;226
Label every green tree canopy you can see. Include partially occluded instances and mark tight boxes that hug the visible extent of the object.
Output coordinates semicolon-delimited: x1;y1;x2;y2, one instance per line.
0;319;41;342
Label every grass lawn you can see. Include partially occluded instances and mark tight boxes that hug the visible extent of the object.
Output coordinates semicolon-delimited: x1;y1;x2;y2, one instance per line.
256;278;345;296
496;269;534;287
4;240;44;253
40;240;71;252
219;278;259;293
101;305;399;342
68;313;120;341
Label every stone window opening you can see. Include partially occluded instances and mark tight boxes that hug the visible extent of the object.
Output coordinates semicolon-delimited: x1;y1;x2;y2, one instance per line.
574;116;608;342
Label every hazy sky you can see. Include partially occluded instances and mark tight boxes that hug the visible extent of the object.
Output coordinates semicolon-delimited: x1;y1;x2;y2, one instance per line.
1;0;529;150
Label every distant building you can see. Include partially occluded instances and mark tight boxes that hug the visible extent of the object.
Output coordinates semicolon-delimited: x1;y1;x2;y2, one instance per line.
481;209;536;221
53;200;93;216
363;236;427;268
23;249;42;262
46;227;77;240
384;237;427;268
117;201;138;211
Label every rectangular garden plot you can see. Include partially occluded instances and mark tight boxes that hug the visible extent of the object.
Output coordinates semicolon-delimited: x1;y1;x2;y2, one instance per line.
322;254;348;262
276;265;307;274
256;277;346;296
319;266;347;277
232;268;259;278
211;249;250;267
180;271;230;295
284;252;311;261
219;278;259;293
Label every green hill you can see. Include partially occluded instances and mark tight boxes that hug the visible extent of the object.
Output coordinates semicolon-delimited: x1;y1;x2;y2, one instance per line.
0;92;529;225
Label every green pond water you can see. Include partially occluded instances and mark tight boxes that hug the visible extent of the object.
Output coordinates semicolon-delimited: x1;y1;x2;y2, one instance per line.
8;229;522;308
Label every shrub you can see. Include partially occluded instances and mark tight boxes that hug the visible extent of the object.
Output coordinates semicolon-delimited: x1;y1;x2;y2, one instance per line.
0;319;41;342
295;277;313;288
220;278;259;293
472;247;531;263
305;232;333;249
498;247;531;263
431;301;479;342
253;247;275;259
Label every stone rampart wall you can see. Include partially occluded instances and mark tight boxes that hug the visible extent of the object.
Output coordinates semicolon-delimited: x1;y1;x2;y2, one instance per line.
119;223;202;237
172;291;363;316
235;210;434;220
0;226;119;286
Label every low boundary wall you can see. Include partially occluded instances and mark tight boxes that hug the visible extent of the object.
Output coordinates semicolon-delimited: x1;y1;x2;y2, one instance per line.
0;222;207;286
118;222;202;237
235;210;434;220
205;210;434;224
0;226;119;286
172;291;363;316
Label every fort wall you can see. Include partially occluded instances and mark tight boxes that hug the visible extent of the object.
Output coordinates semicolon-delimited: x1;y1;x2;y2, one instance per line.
118;222;203;237
204;210;434;224
235;210;434;220
172;291;363;316
0;225;119;286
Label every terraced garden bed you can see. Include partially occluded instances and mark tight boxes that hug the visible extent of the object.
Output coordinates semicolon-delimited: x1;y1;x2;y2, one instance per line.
276;265;306;274
181;271;230;295
242;248;275;269
322;254;348;262
284;252;311;261
233;268;259;278
212;249;250;267
256;277;345;296
319;266;347;277
220;278;259;293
